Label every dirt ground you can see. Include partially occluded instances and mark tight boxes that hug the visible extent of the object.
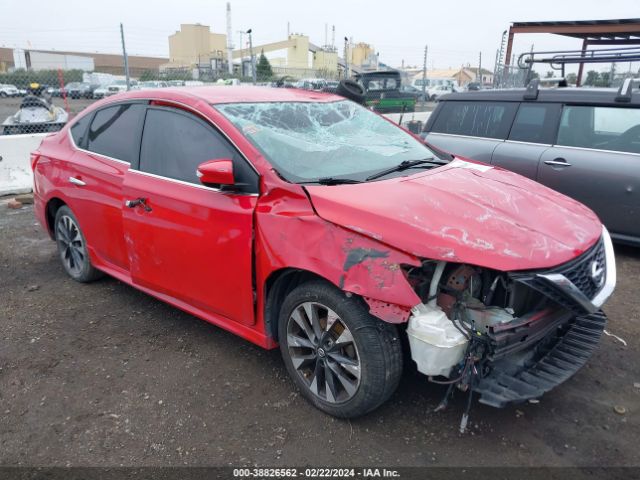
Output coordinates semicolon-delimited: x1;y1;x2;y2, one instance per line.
0;201;638;468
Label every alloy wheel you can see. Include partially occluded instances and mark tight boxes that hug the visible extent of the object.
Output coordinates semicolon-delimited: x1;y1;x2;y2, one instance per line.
286;301;361;404
56;215;86;276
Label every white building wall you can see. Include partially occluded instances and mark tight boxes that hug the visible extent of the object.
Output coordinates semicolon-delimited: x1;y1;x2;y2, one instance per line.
28;51;94;71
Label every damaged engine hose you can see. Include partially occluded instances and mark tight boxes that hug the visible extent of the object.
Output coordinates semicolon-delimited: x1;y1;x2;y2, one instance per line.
428;261;446;306
428;355;472;385
450;303;472;341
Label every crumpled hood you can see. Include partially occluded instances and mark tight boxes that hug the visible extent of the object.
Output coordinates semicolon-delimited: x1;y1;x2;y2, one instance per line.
305;159;602;271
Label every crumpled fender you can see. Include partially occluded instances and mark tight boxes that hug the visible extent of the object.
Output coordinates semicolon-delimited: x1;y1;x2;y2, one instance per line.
254;175;421;324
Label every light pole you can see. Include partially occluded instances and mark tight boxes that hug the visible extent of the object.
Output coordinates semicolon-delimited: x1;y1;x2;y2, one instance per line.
247;28;256;84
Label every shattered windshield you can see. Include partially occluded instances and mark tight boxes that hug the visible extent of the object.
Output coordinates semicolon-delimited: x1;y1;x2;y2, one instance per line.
215;100;433;183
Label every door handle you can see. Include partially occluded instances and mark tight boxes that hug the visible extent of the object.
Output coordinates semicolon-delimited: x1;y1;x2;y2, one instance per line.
68;176;86;186
544;158;572;167
125;197;153;212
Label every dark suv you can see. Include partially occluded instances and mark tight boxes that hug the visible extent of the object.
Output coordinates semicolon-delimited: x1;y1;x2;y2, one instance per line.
422;82;640;245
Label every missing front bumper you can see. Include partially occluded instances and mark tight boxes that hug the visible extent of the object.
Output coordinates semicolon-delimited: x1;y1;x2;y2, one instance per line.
473;310;607;408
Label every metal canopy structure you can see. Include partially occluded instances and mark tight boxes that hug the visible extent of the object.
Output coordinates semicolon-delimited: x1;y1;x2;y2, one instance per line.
504;18;640;86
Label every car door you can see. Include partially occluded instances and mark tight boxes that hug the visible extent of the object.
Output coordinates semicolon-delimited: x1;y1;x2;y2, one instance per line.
67;102;145;272
122;104;259;325
491;102;561;179
538;104;640;239
424;100;517;163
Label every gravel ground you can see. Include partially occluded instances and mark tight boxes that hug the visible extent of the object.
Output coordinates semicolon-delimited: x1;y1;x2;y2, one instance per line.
0;201;638;468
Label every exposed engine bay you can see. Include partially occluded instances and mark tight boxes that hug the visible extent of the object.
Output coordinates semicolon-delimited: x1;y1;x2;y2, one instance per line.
403;254;609;432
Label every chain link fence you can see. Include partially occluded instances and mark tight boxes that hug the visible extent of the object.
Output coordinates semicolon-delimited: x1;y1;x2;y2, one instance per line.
0;57;354;136
0;37;459;136
492;64;528;89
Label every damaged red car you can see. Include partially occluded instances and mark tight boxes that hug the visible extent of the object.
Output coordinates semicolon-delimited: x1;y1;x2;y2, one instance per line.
31;86;616;420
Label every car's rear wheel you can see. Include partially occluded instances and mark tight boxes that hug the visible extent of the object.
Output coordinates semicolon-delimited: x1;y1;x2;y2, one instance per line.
278;280;403;418
54;206;103;283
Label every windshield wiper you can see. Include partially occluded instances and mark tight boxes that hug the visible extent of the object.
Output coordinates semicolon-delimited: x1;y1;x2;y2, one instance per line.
365;158;446;181
299;177;363;186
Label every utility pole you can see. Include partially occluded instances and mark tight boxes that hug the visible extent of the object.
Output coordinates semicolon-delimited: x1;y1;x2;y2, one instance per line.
421;45;428;102
237;30;244;59
247;29;256;84
478;51;482;88
120;23;130;90
610;62;616;87
331;25;335;51
493;49;499;88
344;37;349;79
496;30;507;87
226;2;234;75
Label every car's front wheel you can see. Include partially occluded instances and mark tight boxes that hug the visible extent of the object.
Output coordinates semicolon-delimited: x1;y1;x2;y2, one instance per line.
278;280;403;418
54;206;103;283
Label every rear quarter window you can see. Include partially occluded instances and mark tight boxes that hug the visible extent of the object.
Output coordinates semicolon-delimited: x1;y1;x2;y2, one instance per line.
430;101;517;139
69;114;92;148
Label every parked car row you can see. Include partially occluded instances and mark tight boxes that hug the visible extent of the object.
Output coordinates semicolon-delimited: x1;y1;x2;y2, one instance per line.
0;84;27;97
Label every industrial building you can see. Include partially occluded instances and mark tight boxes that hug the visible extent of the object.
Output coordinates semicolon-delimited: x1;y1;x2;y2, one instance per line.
0;47;167;77
160;22;380;79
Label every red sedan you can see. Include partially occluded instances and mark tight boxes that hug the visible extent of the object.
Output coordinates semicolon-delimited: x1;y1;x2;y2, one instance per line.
31;86;616;420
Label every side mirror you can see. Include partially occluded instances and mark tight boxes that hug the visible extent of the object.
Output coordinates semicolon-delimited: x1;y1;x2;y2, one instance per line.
197;158;234;186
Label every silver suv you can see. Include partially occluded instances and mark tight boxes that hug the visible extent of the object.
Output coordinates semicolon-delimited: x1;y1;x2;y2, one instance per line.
422;83;640;245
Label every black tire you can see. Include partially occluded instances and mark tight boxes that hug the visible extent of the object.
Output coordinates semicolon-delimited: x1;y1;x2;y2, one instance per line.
54;205;103;283
335;80;366;105
0;92;7;98
278;280;403;418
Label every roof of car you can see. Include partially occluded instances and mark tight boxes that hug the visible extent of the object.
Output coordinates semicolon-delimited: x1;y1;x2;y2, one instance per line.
438;87;640;105
120;86;344;104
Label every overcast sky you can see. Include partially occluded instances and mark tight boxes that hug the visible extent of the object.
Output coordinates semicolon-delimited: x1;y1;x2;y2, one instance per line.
1;0;638;74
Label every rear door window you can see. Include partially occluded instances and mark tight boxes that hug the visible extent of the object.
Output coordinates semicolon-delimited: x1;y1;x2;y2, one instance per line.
430;101;517;139
557;105;640;154
86;103;145;162
139;107;258;192
508;103;561;144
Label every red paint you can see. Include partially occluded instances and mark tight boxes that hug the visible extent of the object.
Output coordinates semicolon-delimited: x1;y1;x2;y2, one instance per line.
306;160;601;271
32;87;603;350
197;158;235;185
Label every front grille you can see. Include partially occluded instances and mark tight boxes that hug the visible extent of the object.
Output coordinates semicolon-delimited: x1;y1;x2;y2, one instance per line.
511;237;606;314
554;238;606;299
